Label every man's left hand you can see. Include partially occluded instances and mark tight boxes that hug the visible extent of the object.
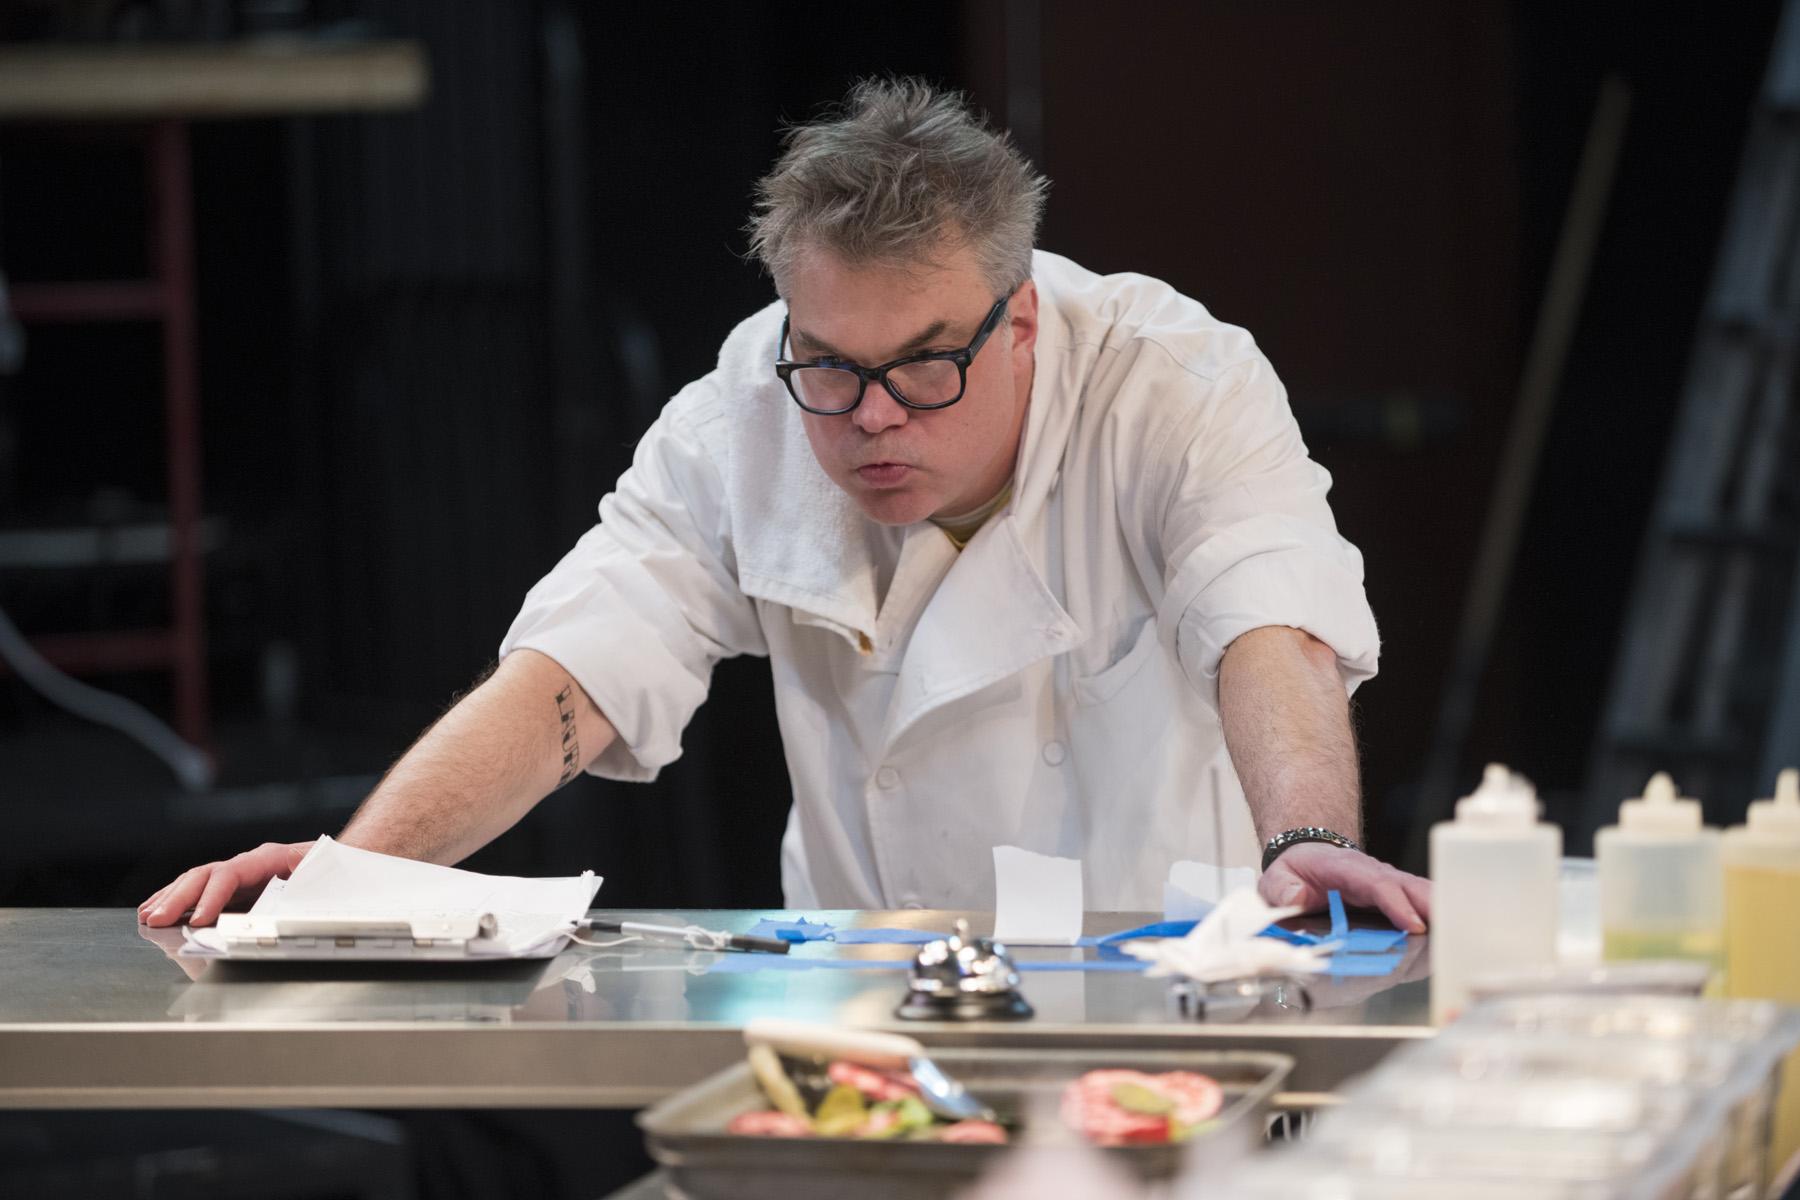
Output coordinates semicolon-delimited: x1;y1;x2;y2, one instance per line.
1256;841;1431;934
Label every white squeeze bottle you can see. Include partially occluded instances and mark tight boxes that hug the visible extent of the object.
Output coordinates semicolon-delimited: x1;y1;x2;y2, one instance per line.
1430;764;1562;1024
1594;772;1723;977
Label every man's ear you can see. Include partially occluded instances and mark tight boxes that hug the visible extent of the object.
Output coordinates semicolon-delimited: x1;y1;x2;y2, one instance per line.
1007;280;1040;361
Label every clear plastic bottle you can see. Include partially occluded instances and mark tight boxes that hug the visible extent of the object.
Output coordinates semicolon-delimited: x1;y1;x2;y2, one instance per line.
1595;772;1723;975
1430;764;1562;1024
1722;767;1800;1174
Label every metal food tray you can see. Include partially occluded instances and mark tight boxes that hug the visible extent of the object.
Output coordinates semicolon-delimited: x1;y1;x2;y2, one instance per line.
637;1046;1294;1200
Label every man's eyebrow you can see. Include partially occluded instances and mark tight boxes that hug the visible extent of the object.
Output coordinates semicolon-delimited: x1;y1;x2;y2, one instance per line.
789;317;954;362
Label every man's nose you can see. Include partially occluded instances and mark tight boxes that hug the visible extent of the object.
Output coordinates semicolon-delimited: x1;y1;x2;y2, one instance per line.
851;380;909;435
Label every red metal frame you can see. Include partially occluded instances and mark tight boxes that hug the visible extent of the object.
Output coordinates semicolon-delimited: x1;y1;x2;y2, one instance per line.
28;630;179;675
4;119;210;751
152;119;209;752
10;281;167;322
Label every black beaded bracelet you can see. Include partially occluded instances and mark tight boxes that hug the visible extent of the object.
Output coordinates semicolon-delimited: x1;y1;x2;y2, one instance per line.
1261;826;1360;872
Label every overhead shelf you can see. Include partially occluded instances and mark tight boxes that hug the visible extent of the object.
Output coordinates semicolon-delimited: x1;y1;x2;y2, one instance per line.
0;40;427;122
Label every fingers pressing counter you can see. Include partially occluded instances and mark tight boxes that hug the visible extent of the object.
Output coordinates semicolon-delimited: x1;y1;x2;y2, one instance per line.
137;840;316;928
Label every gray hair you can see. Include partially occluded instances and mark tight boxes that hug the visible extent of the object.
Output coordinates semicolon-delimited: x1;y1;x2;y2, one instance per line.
747;77;1048;297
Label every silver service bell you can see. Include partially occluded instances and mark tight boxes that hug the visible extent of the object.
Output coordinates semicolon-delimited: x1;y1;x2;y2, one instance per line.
895;918;1034;1021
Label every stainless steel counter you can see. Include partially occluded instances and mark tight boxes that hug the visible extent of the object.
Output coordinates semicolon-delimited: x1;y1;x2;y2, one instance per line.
0;908;1432;1108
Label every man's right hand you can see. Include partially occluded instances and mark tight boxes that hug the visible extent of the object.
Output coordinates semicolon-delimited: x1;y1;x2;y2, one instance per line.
138;840;315;928
136;652;615;931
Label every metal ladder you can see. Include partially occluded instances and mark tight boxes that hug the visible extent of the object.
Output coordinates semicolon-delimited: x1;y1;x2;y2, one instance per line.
1583;0;1800;835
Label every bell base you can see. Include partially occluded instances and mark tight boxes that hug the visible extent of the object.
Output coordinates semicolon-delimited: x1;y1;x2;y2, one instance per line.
894;992;1034;1022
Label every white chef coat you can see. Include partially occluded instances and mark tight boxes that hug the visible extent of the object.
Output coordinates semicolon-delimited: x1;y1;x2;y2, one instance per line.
499;251;1380;911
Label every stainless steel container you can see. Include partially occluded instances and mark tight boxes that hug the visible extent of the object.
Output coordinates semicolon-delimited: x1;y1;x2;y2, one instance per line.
637;1046;1293;1200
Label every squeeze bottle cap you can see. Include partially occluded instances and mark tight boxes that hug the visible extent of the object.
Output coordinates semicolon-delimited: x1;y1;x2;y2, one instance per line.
1453;762;1540;824
1617;771;1704;834
1744;767;1800;839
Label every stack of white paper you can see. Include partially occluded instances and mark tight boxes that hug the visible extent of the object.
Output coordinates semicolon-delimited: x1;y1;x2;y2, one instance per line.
181;836;601;960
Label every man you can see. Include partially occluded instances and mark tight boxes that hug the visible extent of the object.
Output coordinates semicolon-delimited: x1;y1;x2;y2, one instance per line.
142;78;1430;932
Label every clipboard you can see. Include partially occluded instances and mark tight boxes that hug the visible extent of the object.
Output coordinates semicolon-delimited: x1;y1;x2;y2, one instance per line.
175;837;601;962
186;911;567;960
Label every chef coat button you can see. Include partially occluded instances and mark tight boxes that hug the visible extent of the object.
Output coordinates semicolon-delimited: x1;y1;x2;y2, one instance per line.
1043;740;1066;766
876;766;900;789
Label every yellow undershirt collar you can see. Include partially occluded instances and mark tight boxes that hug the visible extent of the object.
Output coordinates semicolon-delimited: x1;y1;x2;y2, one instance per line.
930;479;1014;551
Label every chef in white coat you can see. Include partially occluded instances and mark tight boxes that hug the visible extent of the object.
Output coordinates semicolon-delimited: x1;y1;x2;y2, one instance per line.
144;78;1430;932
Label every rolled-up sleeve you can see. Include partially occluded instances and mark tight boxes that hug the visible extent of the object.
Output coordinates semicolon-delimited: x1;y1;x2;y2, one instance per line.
1151;356;1380;710
499;389;765;781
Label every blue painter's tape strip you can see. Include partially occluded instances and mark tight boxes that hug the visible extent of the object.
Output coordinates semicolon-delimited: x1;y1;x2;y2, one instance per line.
1089;920;1198;946
832;928;944;945
737;915;1403;968
705;956;914;974
743;918;837;943
1326;951;1405;977
704;952;1155;975
739;921;959;947
1327;890;1349;939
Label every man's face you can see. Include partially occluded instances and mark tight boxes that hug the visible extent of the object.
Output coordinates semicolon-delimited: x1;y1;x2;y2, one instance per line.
783;246;1039;526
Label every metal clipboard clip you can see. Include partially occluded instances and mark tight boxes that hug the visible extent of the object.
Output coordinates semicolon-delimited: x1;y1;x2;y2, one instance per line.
212;911;499;952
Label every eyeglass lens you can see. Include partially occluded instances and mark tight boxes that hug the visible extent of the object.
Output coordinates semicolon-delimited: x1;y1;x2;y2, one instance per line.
788;358;963;412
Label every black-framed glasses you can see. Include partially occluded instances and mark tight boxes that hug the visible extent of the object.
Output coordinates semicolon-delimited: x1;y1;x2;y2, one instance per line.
775;293;1011;415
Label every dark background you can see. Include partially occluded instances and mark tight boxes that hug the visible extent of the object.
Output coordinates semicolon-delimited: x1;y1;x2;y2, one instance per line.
1;2;1794;1197
1;0;1787;908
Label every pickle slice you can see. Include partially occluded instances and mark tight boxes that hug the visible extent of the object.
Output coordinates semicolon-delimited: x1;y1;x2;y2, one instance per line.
1109;1080;1175;1116
814;1083;869;1136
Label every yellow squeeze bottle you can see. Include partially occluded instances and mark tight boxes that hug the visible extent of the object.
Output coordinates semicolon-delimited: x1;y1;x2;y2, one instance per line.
1722;767;1800;1174
1595;772;1723;977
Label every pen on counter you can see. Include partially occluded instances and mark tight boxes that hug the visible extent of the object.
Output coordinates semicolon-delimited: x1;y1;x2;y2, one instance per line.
579;918;791;955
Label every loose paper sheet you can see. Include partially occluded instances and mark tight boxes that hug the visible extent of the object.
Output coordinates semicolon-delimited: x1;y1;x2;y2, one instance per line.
991;845;1083;945
1163;860;1260;919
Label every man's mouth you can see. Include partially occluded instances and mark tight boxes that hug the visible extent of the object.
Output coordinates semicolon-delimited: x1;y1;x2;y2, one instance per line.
855;462;914;487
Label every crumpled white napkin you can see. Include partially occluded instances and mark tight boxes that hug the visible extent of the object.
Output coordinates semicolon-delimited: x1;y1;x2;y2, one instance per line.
1118;886;1335;982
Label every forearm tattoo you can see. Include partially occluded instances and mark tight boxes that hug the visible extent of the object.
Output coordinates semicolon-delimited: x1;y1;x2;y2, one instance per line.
555;685;580;789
